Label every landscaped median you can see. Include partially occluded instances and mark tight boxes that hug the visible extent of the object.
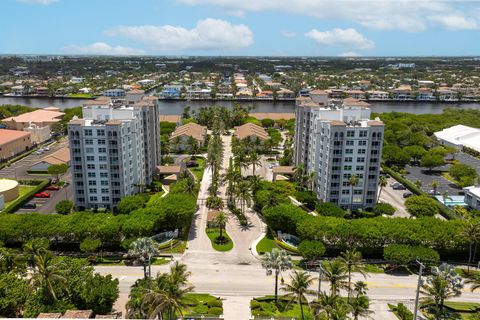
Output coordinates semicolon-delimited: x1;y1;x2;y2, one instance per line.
250;295;313;319
206;228;233;251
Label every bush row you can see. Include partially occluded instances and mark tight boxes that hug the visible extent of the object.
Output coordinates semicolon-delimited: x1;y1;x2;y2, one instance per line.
2;179;50;213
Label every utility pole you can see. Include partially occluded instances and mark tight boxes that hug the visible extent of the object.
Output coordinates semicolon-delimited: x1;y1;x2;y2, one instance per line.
413;261;424;320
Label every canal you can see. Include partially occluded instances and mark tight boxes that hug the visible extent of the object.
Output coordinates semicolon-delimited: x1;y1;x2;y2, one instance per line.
2;96;480;115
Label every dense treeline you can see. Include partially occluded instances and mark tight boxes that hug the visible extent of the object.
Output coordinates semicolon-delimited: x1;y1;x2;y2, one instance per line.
0;193;196;250
297;216;468;258
0;104;36;119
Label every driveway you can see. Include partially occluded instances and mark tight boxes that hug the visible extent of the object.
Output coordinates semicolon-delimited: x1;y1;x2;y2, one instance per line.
379;178;410;218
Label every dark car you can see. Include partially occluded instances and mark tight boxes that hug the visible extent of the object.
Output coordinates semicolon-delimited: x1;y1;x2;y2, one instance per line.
403;192;414;198
21;203;37;209
46;185;61;191
186;161;199;168
391;182;407;190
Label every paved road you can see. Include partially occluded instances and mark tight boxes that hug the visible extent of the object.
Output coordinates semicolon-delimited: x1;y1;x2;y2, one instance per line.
406;164;461;196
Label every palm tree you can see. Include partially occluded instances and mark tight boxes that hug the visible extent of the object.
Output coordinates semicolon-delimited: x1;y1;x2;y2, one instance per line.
235;180;253;214
293;164;306;188
186;136;200;159
307;172;316;192
430;181;440;195
213;211;229;240
282;270;315;320
339;249;367;302
249;174;263;193
248;151;262;176
141;261;194;320
313;292;351;320
420;263;463;318
129;237;159;280
261;248;293;303
350;295;372;320
29;250;66;302
322;259;349;296
462;221;480;272
348;175;360;211
377;175;388;202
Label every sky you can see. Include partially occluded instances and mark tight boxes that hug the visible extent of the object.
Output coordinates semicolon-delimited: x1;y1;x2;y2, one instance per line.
2;0;480;56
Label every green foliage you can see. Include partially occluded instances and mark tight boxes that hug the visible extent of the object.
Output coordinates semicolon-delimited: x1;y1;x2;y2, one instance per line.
297;216;467;254
80;274;119;314
262;204;309;235
47;163;69;178
384;244;440;266
405;195;440;217
383;145;411;167
315;202;346;218
449;164;477;186
0;272;29;317
117;194;150;215
294;191;317;209
297;240;326;260
403;145;427;162
0;104;36;119
55;200;73;215
261;118;275;128
373;202;396;216
206;196;224;210
421;152;445;171
80;237;102;253
253;181;295;210
389;303;414;320
160;121;177;135
2;179;50;214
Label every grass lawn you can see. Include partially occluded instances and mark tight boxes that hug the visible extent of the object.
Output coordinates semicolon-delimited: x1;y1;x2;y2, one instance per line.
188;157;206;181
68;93;95;98
151;257;170;265
251;295;314;319
363;264;386;273
206;228;233;252
421;302;480;319
183;293;223;316
3;185;36;207
256;233;276;255
456;267;480;278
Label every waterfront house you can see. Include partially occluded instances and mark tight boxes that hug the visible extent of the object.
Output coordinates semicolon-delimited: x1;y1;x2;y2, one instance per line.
367;90;389;100
103;89;126;98
160;88;181;99
390;86;413;100
437;87;458;101
417;88;435;101
346;89;366;100
277;88;295;99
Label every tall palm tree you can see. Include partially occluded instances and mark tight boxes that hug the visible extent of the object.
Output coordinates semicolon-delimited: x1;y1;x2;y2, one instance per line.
248;151;262;176
293;164;306;188
339;249;367;302
322;259;349;296
261;248;293;303
249;174;263;193
29;250;66;302
350;295;372;320
307;172;316;192
235;180;253;214
377;175;388;202
129;237;159;280
141;261;194;320
462;221;480;272
282;271;315;320
187;136;200;159
213;211;229;240
348;175;360;212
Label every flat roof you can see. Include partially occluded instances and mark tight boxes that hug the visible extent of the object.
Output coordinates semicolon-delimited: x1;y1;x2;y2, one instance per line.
249;113;294;120
435;125;480;151
272;166;295;174
0;129;30;145
157;165;181;174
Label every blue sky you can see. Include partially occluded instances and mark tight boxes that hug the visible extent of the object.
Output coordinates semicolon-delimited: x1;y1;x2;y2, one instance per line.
2;0;480;56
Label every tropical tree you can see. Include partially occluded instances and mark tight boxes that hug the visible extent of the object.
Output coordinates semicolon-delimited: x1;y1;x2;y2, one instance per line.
186;136;200;159
313;292;351;320
350;281;372;320
293;164;306;188
47;163;69;182
261;248;293;303
322;259;349;296
213;211;229;240
339;249;367;302
129;238;159;280
235;180;253;214
282;270;315;320
461;220;480;272
421;263;463;318
29;250;67;302
248;151;262;176
348;175;360;211
141;262;194;320
307;172;316;192
377;175;388;202
430;181;440;195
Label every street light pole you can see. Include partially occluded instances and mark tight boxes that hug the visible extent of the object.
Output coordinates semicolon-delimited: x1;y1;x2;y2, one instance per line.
413;261;424;320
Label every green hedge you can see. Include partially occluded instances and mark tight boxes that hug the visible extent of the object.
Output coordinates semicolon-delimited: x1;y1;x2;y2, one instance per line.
2;179;50;213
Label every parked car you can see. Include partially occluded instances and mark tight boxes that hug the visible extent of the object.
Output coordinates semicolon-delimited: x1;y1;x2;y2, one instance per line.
21;203;37;209
428;189;441;195
403;192;414;198
391;182;407;190
34;192;50;198
51;178;58;184
34;151;43;155
46;185;61;191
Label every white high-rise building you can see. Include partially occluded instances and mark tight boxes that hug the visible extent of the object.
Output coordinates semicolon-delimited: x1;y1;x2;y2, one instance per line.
294;90;384;210
68;91;161;211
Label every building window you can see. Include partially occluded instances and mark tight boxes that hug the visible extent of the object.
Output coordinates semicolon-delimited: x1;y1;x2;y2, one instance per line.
358;149;366;154
345;149;354;154
353;190;363;195
87;164;95;169
84;129;93;136
357;157;365;163
87;172;96;178
86;148;94;153
89;188;97;193
97;129;105;136
346;141;354;146
359;141;367;146
99;156;107;161
100;172;108;178
89;196;98;202
86;156;95;161
101;188;109;194
345;157;353;162
88;180;96;186
85;139;93;145
359;130;368;137
99;164;107;170
344;165;352;171
342;189;350;195
102;196;110;202
98;148;106;153
101;181;109;186
356;166;364;171
347;131;355;137
98;139;106;145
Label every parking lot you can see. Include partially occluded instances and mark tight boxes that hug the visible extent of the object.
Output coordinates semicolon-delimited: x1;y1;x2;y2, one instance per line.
405;164;461;196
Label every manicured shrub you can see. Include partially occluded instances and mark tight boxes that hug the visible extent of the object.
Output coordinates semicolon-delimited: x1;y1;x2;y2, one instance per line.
262;204;309;235
405;195;439;217
373;202;396;216
384;244;440;266
209;307;223;315
55;200;73;215
294;191;317;209
298;240;326;260
315;202;346;218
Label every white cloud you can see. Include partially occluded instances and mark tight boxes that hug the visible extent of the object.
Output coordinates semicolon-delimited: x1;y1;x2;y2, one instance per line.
62;42;144;56
429;15;478;30
338;52;360;57
176;0;478;32
105;19;253;51
281;30;297;38
306;28;375;50
17;0;58;4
